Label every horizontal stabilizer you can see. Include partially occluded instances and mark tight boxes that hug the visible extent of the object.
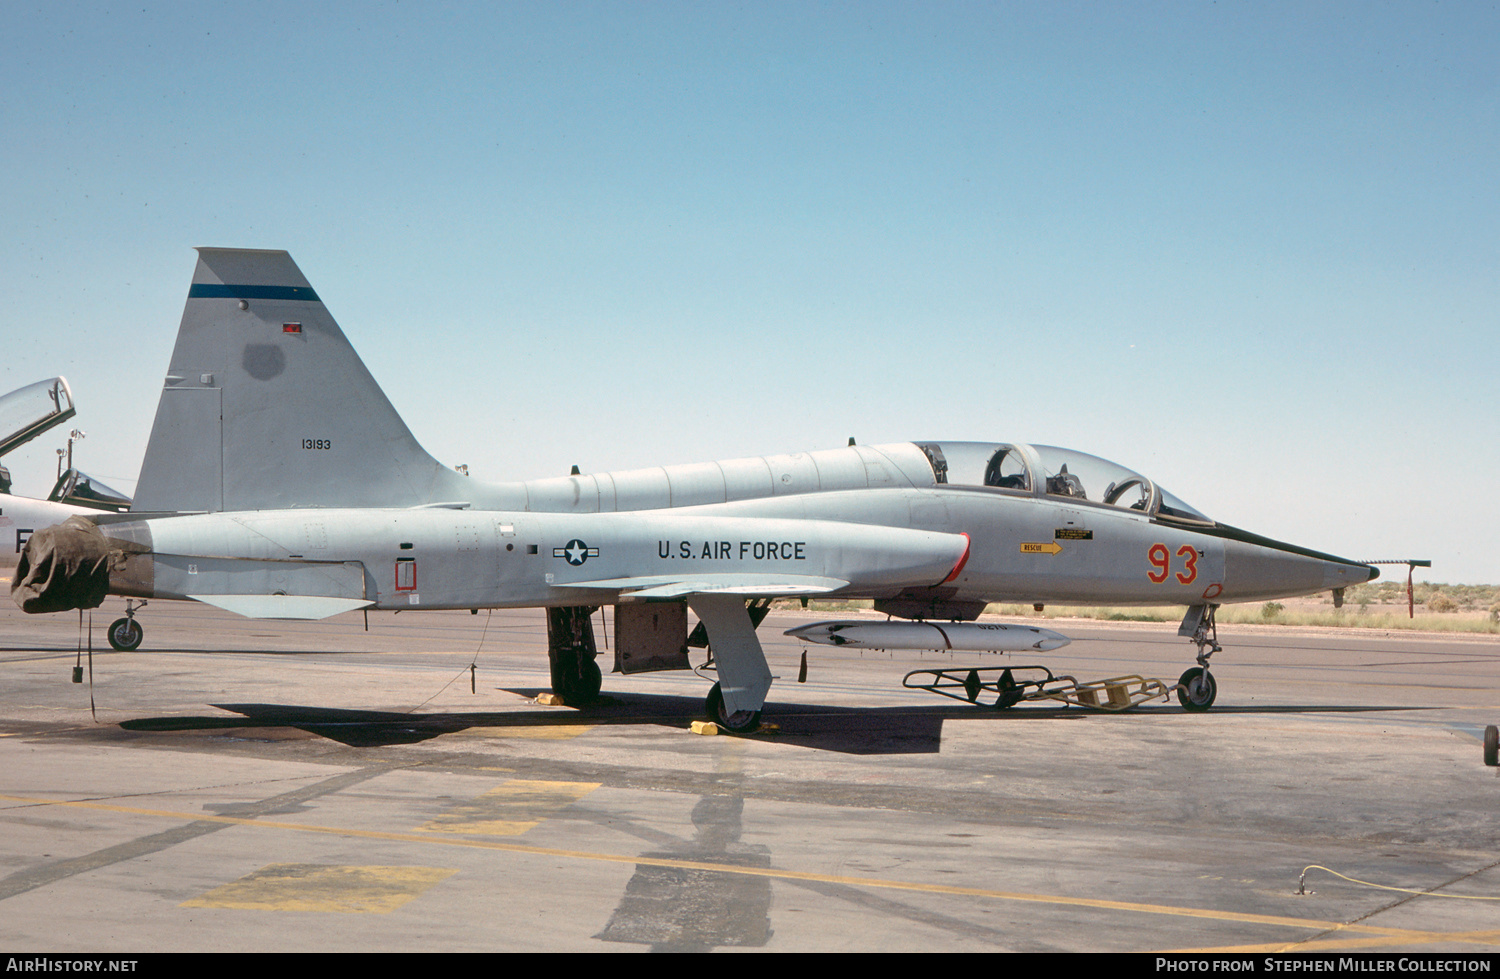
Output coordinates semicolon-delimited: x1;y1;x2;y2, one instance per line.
558;573;849;599
189;594;373;620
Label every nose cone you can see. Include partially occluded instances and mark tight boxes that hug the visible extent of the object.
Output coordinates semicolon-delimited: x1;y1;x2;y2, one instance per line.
1219;525;1377;603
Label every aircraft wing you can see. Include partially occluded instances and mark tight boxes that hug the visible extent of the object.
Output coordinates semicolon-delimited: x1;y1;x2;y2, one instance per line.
555;573;850;599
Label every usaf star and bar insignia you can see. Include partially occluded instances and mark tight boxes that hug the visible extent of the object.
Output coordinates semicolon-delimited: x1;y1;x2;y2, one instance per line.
553;539;599;566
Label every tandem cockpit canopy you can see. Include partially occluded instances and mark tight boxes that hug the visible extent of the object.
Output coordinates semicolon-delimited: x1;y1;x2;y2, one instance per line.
915;441;1212;524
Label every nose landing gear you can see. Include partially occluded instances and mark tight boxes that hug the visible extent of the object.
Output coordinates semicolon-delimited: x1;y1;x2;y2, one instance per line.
1177;604;1220;712
107;600;146;652
1176;666;1217;711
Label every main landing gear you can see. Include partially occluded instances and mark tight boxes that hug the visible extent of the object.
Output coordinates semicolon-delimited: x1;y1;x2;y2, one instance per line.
107;600;146;652
1176;603;1221;712
546;606;603;704
689;595;773;735
705;681;761;734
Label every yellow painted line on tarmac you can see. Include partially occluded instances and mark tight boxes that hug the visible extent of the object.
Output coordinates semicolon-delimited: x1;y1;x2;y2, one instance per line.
1166;929;1500;954
1;792;1492;946
309;649;537;656
416;779;601;837
105;648;538;658
181;863;458;913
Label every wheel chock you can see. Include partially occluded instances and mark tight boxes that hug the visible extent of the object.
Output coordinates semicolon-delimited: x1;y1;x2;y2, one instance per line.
690;719;779;735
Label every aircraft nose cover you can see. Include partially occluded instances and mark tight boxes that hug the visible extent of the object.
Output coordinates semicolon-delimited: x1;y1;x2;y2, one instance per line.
10;516;115;613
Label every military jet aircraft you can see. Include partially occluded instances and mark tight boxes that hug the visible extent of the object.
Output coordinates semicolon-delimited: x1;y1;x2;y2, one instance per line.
1;377;131;572
12;249;1377;730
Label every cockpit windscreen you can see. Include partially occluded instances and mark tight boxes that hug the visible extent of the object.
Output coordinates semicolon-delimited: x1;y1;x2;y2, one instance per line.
915;441;1212;523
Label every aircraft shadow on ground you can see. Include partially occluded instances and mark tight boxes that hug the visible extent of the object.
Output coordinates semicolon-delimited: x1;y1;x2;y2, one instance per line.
0;645;433;657
110;693;1429;754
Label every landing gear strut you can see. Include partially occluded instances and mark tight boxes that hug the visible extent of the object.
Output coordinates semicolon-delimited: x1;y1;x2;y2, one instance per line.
1177;603;1221;712
688;595;773;734
705;681;761;734
546;606;602;704
107;600;146;652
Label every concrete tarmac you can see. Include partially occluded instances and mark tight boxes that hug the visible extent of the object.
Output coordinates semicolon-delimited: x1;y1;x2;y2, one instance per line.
0;601;1497;953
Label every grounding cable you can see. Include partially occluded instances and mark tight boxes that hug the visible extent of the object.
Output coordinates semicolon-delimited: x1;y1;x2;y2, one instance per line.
1299;864;1500;900
403;608;495;713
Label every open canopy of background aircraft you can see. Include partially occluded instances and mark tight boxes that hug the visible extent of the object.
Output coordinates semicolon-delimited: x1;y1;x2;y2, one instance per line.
0;377;131;572
12;249;1377;730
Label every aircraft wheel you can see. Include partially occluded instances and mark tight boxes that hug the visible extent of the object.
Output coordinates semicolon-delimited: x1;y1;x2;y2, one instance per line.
548;661;576;701
1177;667;1216;712
705;682;761;734
1485;726;1497;767
107;617;143;652
550;655;601;704
578;657;602;700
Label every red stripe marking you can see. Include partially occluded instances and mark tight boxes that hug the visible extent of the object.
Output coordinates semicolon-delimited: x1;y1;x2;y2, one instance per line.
942;533;971;583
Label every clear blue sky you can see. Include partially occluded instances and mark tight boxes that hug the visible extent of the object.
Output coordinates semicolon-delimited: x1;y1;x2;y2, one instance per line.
3;1;1495;583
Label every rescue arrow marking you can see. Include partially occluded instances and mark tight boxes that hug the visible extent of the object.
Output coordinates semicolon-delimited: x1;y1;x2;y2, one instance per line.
1020;541;1063;556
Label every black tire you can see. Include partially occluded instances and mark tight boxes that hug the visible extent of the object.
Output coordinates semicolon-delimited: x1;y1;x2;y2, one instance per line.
549;655;601;704
705;681;761;734
107;617;143;652
578;656;602;700
548;657;576;702
1485;725;1497;767
1177;667;1217;712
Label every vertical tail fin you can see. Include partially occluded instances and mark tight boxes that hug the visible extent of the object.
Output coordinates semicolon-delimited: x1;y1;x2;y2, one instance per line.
133;248;470;512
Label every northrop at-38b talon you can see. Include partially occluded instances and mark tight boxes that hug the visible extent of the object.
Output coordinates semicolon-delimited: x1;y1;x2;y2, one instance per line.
12;249;1378;730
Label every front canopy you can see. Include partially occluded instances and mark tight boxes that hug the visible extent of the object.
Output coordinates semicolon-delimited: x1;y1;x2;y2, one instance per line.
914;441;1212;523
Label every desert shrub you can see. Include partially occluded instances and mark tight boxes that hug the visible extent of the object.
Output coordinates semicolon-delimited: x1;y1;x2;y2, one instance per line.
1261;601;1284;620
1427;593;1457;613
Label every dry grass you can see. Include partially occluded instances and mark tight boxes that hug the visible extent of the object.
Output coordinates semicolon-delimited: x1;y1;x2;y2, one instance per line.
986;601;1499;634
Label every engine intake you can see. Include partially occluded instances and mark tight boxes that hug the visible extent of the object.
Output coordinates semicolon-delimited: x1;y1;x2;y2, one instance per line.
11;516;122;613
